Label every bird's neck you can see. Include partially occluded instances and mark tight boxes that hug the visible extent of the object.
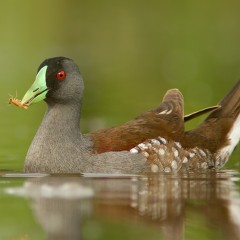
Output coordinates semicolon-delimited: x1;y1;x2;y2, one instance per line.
24;101;93;173
40;101;82;139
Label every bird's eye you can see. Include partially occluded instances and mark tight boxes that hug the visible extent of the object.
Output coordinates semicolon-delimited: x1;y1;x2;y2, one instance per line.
56;70;66;81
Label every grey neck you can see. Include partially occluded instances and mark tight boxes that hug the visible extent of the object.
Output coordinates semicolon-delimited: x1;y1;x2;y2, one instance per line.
24;100;93;173
42;101;82;139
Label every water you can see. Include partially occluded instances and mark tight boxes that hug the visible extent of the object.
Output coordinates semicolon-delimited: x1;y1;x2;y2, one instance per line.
1;1;240;239
1;170;240;240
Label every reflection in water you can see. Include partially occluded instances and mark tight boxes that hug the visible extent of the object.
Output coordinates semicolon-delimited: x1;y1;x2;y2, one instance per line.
5;171;240;240
6;176;94;240
25;177;93;240
132;172;240;240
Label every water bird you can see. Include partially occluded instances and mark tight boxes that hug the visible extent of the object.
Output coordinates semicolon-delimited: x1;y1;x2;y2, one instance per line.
19;57;239;173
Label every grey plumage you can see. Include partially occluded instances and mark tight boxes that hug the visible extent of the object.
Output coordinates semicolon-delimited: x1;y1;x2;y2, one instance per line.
24;57;147;174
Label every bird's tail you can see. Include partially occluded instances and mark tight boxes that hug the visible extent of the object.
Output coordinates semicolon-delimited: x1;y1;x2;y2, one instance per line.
206;80;240;121
185;80;240;161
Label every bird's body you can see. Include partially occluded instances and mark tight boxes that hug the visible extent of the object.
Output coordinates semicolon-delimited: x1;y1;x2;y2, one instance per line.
20;57;240;174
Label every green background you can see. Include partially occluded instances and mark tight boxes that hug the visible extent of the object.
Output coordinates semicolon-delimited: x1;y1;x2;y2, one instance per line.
1;0;239;170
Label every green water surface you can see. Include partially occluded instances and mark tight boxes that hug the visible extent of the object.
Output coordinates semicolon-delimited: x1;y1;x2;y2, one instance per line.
0;1;240;239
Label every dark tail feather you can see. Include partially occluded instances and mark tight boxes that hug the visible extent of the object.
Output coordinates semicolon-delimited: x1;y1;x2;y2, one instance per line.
184;105;221;122
206;80;240;120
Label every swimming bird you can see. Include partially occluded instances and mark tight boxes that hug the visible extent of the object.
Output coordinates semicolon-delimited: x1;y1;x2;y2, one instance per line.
20;57;239;173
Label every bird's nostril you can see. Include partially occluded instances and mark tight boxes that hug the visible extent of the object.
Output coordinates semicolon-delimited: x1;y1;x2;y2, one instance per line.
33;88;39;92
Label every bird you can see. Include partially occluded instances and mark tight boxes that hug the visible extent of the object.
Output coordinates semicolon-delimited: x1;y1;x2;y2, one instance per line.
19;57;240;174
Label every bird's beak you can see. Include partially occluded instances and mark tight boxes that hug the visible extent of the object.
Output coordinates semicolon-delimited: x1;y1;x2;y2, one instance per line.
21;66;49;105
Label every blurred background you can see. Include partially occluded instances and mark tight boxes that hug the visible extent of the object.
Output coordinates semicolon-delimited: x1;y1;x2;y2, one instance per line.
0;0;240;170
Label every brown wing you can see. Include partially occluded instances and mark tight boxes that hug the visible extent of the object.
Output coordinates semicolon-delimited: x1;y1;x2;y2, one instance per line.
88;89;185;153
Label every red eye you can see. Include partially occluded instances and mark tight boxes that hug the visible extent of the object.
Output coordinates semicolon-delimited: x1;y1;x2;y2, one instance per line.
56;70;66;80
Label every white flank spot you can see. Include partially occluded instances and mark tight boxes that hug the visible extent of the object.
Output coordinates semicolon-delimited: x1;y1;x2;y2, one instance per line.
138;143;148;150
150;139;160;146
175;142;182;148
199;149;207;157
182;157;188;163
217;114;240;159
145;143;152;148
189;152;195;158
158;148;165;156
130;148;138;154
158;137;167;144
143;151;149;158
172;147;179;157
152;147;158;153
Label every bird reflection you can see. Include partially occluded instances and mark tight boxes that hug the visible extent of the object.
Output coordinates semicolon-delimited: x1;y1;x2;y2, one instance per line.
130;172;240;240
17;171;240;240
22;176;93;240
